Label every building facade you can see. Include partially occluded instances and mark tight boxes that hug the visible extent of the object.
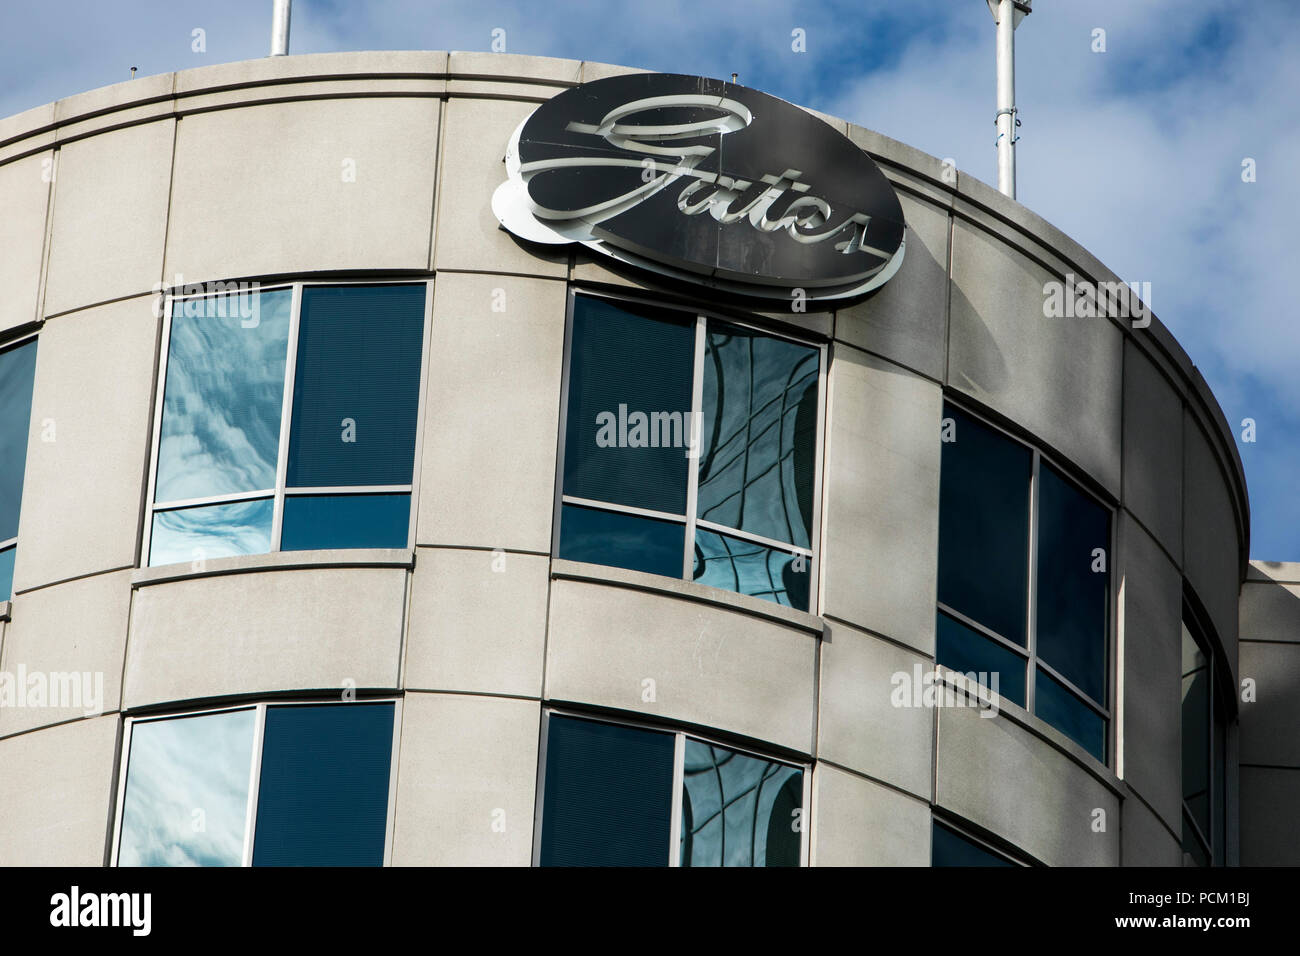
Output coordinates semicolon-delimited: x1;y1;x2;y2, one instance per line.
0;50;1290;866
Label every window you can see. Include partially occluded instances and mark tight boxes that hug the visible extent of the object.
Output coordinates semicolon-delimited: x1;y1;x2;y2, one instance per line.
931;818;1023;866
113;700;397;866
556;293;824;611
0;336;37;601
145;283;427;567
536;712;806;866
1181;608;1228;866
936;402;1112;761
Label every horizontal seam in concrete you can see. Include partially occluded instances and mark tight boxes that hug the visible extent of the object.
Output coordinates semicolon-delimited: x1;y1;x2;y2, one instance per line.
415;543;550;558
820;613;935;659
815;757;933;806
1122;782;1182;845
0;710;119;745
12;564;134;598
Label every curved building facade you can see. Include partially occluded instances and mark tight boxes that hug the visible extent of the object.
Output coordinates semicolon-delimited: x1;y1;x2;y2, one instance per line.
0;51;1268;866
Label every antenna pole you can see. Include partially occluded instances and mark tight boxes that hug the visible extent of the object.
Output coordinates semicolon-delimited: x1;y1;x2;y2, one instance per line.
989;0;1030;199
270;0;292;56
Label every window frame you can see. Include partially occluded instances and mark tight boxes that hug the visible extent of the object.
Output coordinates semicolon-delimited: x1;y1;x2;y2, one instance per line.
531;706;812;867
936;398;1117;765
931;814;1031;867
0;329;40;587
141;279;434;568
552;286;829;612
1180;599;1229;867
109;696;404;867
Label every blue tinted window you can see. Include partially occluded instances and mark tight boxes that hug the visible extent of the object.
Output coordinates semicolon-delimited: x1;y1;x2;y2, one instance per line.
932;821;1016;867
692;528;809;610
936;611;1026;708
286;285;425;487
558;503;684;578
696;324;819;549
540;716;675;867
0;339;38;542
118;709;256;867
280;493;410;551
1035;462;1109;703
0;547;13;603
680;740;802;867
938;406;1031;645
252;703;394;867
1181;624;1210;837
149;498;274;567
1036;667;1106;761
156;291;290;503
563;297;694;515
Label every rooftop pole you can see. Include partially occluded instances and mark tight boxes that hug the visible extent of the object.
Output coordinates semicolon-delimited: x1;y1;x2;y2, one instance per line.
988;0;1030;199
270;0;292;56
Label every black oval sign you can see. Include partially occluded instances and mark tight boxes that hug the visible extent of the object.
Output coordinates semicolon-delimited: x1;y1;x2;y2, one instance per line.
492;72;906;300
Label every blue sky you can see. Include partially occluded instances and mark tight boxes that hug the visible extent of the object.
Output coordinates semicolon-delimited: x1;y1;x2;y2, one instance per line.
2;0;1296;559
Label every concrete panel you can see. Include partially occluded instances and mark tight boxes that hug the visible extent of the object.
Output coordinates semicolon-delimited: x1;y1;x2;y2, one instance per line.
1237;641;1300;768
834;192;949;382
1240;568;1300;645
936;704;1120;866
44;120;174;317
391;692;539;866
546;577;818;754
948;218;1123;496
1182;415;1241;675
416;273;565;553
0;152;51;333
433;96;569;277
1121;341;1183;558
0;570;131;737
810;764;929;866
817;619;933;799
12;295;158;593
172;51;448;97
0;715;118;865
1118;515;1183;832
124;567;406;708
1239;765;1300;866
165;97;438;281
820;346;941;654
1120;793;1181;866
405;547;548;697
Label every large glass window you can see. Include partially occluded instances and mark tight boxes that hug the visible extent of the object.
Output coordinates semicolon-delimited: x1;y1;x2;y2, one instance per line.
1181;611;1228;866
937;402;1111;761
557;294;823;611
146;283;426;567
931;818;1022;867
537;712;806;867
114;701;396;867
0;336;38;601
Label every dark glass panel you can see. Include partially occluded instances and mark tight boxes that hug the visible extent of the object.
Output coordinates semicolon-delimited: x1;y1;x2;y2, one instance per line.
252;703;394;867
286;284;425;487
1036;666;1106;761
558;503;684;579
935;611;1026;708
0;546;13;604
1181;623;1211;837
1035;462;1109;703
540;715;675;867
932;821;1016;867
937;405;1031;645
562;296;694;516
0;339;38;540
279;493;410;551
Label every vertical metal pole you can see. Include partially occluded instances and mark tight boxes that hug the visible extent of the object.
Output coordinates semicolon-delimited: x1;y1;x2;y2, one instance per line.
994;0;1016;199
270;0;292;56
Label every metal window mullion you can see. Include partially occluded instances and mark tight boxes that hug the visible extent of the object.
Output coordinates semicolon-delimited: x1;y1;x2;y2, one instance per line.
808;341;828;614
669;732;685;867
531;709;552;867
937;601;1030;659
561;495;687;525
0;536;16;550
694;518;813;557
405;281;435;551
1035;658;1110;718
141;296;177;567
154;488;277;512
270;283;302;552
382;697;404;867
108;717;138;866
1025;449;1040;716
242;702;268;868
682;316;707;580
283;485;413;496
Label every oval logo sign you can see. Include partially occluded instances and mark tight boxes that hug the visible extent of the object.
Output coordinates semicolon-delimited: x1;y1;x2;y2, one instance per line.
492;72;906;300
